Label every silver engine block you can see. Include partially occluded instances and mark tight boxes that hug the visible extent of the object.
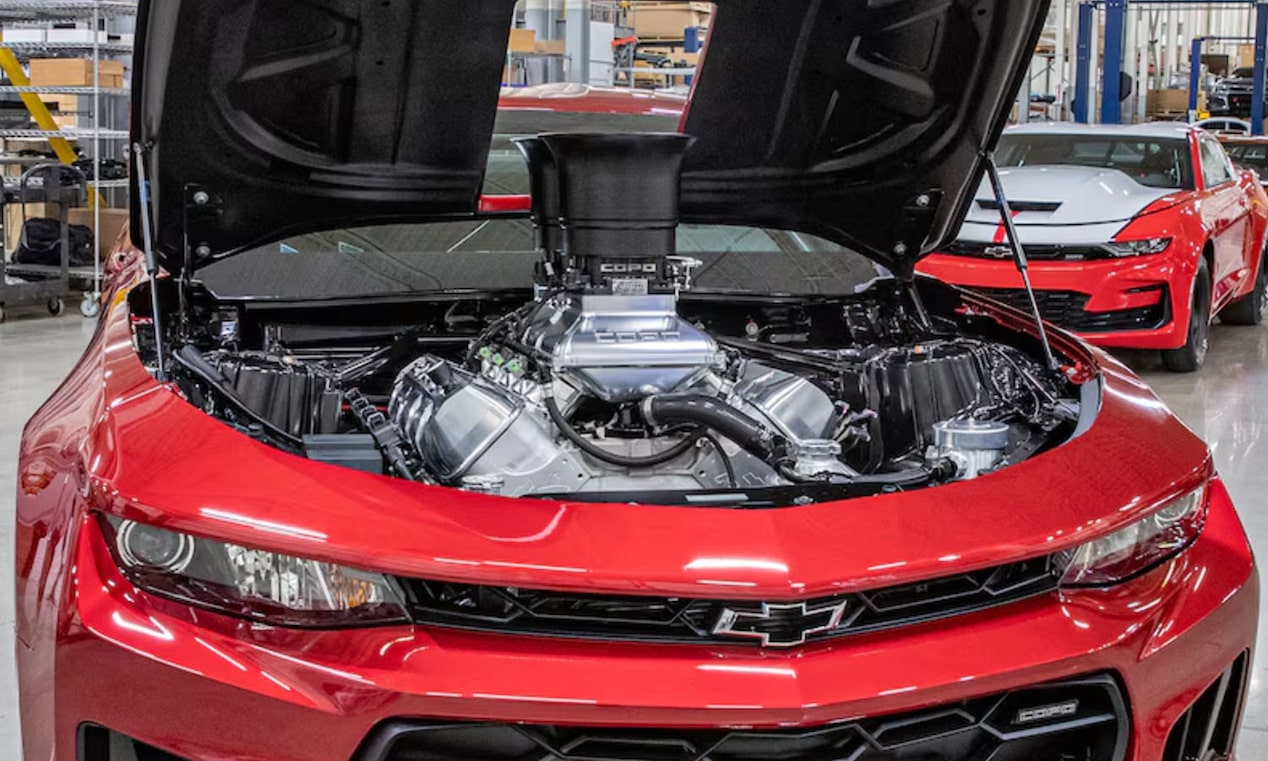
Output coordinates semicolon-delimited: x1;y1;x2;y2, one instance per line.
389;340;851;497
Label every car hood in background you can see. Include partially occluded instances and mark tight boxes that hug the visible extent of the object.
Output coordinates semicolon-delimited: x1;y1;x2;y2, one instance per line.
960;165;1182;228
132;0;1049;276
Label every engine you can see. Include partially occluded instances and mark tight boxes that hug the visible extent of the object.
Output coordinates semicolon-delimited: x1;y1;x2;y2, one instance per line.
387;133;858;496
166;131;1080;506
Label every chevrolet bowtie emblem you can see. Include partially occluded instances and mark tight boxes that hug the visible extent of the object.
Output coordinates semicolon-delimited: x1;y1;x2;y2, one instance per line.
711;601;849;647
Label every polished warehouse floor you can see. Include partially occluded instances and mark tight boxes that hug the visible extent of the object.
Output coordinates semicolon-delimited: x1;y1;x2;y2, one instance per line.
1;308;1268;756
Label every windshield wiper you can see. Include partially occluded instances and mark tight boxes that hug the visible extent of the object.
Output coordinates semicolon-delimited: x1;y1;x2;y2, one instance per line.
982;153;1061;373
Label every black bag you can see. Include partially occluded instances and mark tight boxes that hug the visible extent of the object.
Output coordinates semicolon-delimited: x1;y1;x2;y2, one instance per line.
13;217;94;267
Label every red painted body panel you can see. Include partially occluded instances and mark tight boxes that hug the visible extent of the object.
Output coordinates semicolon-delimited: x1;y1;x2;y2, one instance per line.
14;250;1260;759
14;95;1259;759
918;130;1268;351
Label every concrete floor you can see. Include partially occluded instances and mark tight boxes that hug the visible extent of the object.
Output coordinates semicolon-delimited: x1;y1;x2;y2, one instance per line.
1;307;1268;756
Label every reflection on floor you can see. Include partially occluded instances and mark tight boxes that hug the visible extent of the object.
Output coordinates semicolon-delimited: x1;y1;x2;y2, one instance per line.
0;309;1266;756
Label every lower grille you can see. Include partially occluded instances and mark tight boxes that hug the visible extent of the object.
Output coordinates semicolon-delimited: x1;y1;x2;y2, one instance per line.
356;674;1128;761
1163;652;1250;761
77;724;188;760
971;287;1168;334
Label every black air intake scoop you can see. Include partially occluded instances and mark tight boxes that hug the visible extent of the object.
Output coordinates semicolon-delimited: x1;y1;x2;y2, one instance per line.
516;133;694;294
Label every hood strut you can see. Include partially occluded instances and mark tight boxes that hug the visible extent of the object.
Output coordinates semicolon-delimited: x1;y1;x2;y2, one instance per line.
983;154;1060;373
132;142;167;381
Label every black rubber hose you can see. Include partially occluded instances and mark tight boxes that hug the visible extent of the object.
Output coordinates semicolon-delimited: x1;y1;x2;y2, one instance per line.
642;393;785;463
544;396;706;468
701;432;737;489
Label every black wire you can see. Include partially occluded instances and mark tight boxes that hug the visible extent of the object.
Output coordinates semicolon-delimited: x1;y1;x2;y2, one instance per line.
701;433;737;489
544;396;707;468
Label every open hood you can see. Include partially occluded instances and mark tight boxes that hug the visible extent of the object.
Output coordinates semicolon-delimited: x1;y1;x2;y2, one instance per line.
132;0;1050;276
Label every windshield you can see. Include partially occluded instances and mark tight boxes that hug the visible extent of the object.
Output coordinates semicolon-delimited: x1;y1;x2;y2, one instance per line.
1231;66;1255;79
200;222;887;300
200;104;888;300
1224;142;1268;175
995;133;1195;189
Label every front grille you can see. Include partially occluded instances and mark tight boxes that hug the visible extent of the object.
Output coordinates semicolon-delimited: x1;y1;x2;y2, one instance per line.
356;674;1128;761
946;241;1112;261
971;287;1169;334
395;555;1060;647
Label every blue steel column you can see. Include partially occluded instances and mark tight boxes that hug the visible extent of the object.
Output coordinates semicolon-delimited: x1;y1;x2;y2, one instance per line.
1074;2;1093;123
1190;38;1204;117
1100;0;1126;124
1255;3;1268;134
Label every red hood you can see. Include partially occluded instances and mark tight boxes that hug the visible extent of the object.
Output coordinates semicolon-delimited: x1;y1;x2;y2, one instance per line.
67;293;1209;600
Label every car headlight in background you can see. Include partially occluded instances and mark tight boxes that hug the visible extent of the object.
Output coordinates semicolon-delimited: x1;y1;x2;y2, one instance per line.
101;515;409;627
1100;238;1172;258
1059;485;1207;587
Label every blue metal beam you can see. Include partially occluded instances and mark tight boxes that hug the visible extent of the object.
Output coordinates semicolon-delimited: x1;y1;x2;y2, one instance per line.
1256;3;1268;134
1190;38;1205;116
1101;0;1127;123
1075;2;1093;123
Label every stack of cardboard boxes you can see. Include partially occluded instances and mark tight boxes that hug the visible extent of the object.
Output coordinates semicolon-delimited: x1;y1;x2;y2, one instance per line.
628;1;712;40
1;58;130;258
30;58;126;129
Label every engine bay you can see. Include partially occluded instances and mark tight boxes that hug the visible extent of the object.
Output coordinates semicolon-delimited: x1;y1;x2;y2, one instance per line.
139;133;1085;507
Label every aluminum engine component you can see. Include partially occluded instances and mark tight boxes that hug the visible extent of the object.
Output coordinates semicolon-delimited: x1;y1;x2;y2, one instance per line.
732;362;857;479
391;355;777;496
390;356;561;484
521;294;720;402
929;419;1010;479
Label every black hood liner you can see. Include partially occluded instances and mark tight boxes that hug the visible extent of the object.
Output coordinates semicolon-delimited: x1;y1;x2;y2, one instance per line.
133;0;518;266
133;0;1049;275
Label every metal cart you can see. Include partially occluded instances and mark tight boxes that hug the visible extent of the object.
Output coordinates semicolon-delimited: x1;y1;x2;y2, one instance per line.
0;162;88;321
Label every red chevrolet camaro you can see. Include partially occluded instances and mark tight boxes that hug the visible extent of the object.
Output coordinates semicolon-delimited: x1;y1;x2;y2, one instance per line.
16;2;1258;761
919;123;1268;372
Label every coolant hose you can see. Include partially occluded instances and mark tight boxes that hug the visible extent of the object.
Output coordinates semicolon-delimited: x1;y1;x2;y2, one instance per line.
543;396;707;468
642;393;786;464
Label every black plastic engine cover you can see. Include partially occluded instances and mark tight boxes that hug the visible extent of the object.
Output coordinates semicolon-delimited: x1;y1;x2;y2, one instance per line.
217;356;342;438
863;339;996;457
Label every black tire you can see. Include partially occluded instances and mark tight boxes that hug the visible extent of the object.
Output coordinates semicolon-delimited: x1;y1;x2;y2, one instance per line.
46;297;63;316
1162;259;1213;373
1221;257;1268;325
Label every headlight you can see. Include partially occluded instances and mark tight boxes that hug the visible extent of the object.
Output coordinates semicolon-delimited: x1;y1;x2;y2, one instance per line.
101;516;409;628
1059;485;1207;587
1100;238;1172;257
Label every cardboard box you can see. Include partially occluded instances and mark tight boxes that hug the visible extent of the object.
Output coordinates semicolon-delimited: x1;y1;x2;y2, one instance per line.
69;207;129;259
630;2;711;39
534;38;566;56
41;94;79;128
1146;88;1191;115
508;28;537;53
29;58;125;87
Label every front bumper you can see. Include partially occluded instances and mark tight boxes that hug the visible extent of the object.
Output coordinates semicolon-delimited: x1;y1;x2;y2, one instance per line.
918;252;1191;350
31;481;1257;761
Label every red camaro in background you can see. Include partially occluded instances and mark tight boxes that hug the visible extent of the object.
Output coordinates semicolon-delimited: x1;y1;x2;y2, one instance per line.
919;123;1268;371
16;2;1258;761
